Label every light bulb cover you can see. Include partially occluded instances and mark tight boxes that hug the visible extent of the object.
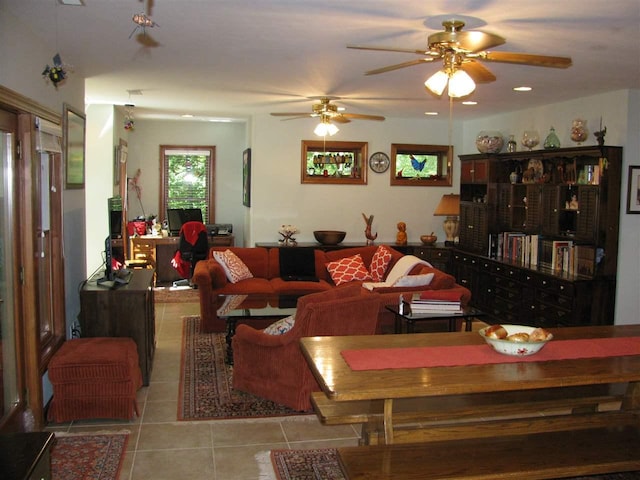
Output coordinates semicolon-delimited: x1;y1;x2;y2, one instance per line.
425;70;449;96
314;121;339;137
448;70;476;98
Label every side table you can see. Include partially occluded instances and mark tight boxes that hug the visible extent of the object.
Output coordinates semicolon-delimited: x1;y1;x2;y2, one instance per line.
386;304;486;334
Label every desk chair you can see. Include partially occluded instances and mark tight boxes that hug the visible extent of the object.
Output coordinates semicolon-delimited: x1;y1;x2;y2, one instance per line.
171;221;208;287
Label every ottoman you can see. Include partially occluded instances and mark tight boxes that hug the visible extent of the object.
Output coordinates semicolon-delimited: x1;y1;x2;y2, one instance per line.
47;337;143;423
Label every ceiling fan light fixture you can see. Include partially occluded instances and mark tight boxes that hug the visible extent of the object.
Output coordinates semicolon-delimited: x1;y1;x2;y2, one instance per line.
314;121;339;137
448;69;476;97
425;70;449;96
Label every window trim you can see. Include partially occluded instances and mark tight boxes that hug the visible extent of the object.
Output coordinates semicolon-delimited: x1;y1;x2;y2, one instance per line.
159;145;216;224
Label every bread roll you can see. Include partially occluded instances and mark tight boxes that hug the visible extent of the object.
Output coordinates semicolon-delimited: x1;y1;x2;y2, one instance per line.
529;328;552;342
485;325;507;339
507;332;530;342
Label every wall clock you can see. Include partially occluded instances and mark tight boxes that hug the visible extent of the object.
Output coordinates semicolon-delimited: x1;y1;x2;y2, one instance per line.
369;152;390;173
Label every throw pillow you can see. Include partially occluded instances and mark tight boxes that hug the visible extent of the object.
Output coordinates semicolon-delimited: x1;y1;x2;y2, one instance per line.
392;272;435;287
369;245;393;282
212;250;253;283
417;266;456;290
326;254;372;286
263;314;296;335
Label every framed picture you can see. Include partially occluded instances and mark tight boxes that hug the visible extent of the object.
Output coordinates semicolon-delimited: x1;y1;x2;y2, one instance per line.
300;140;367;185
390;143;452;186
626;165;640;214
63;103;86;189
243;148;251;207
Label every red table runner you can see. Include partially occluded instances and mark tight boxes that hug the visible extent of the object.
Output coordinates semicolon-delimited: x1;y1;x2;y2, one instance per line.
341;337;640;371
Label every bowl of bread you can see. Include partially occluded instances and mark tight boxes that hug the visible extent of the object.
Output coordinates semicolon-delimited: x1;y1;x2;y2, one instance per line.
479;324;553;356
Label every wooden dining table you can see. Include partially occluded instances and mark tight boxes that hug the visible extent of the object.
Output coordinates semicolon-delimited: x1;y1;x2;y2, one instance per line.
300;325;640;445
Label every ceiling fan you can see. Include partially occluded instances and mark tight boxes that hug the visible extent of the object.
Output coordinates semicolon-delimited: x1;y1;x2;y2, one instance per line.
348;20;572;97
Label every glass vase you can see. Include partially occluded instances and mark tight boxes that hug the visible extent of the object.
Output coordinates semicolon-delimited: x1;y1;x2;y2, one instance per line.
571;119;588;145
544;126;561;149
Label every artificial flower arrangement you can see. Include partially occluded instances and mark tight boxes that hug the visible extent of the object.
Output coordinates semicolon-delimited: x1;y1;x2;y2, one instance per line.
278;224;299;246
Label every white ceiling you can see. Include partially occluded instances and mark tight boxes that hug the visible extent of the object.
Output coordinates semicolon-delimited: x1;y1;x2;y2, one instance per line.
4;0;640;122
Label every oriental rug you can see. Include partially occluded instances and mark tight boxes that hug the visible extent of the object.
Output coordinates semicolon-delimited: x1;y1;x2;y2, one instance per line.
178;315;306;420
154;286;199;303
265;448;640;480
51;433;128;480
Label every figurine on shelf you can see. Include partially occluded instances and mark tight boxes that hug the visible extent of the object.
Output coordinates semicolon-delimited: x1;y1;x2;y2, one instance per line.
396;221;407;245
362;213;378;245
566;195;579;210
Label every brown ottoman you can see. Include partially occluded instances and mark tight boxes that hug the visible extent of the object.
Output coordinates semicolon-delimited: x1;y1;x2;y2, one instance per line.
47;337;142;423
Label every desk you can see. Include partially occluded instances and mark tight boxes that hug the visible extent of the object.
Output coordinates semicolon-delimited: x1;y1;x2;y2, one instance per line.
300;325;640;445
131;234;234;284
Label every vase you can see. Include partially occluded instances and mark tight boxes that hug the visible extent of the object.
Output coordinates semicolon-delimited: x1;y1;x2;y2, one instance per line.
571;119;588;145
543;126;561;149
475;131;504;154
521;131;540;151
507;135;517;153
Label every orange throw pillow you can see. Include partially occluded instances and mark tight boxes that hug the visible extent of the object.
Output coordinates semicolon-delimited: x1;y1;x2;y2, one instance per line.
369;245;393;282
326;254;372;286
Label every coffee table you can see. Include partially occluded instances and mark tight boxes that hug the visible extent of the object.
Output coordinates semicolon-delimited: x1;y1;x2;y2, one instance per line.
216;293;300;364
386;304;486;333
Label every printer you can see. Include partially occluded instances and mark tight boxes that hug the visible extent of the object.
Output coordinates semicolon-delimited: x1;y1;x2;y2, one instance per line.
206;223;233;236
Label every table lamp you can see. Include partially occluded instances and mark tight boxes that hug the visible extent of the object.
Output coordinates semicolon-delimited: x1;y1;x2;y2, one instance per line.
433;194;460;245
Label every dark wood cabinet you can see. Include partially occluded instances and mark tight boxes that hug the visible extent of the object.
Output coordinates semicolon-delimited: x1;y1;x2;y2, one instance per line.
79;269;155;385
412;243;452;272
456;145;622;327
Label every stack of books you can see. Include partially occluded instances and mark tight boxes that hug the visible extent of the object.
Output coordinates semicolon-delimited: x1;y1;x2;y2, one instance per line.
409;291;463;314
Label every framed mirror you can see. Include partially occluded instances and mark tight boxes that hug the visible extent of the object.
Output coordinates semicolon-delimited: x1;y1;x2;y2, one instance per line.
390;143;452;186
63;103;86;189
301;140;367;185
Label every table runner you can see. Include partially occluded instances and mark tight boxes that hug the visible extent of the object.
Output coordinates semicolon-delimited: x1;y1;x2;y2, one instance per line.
341;337;640;371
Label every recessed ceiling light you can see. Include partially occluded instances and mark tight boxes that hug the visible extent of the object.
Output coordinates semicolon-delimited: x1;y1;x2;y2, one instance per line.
513;86;532;92
424;112;438;116
58;0;84;5
181;114;194;118
208;118;233;123
462;101;477;105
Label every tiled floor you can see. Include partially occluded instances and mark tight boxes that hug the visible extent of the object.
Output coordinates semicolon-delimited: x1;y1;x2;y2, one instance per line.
46;301;361;479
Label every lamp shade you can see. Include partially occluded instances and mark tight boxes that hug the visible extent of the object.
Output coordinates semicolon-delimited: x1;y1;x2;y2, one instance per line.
433;194;460;216
448;70;476;98
424;70;449;96
314;121;339;137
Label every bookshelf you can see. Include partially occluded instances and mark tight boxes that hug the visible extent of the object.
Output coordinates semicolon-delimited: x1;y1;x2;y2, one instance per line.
454;145;622;327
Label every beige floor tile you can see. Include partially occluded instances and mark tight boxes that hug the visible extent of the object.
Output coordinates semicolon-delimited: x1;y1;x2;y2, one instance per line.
141;399;179;423
137;422;212;450
145;381;179;402
211;421;287;447
214;443;287;480
281;416;360;442
130;448;214;480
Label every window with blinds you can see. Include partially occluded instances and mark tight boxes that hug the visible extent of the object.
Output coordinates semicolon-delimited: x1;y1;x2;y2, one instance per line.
160;145;215;224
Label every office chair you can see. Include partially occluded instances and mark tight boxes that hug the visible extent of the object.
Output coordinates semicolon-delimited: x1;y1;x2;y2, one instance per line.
171;221;208;287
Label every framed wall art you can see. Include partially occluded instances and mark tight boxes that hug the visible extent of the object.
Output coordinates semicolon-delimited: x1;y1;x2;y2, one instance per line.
300;140;367;185
63;103;86;189
390;143;452;187
626;165;640;214
243;148;251;207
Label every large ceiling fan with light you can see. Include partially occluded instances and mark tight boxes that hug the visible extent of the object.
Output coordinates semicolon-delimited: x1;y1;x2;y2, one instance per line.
270;96;385;136
348;19;572;98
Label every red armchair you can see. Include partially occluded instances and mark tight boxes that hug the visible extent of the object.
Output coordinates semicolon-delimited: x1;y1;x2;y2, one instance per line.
231;285;381;411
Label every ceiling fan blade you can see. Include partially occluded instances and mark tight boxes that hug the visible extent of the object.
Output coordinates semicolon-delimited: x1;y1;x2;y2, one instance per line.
347;44;434;56
341;113;385;121
270;112;311;117
460;60;496;83
478;51;572;68
365;57;435;76
332;116;351;124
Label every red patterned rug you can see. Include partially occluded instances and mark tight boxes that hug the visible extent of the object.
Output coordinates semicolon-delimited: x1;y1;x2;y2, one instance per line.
269;449;639;480
154;286;199;303
178;316;307;420
51;433;128;480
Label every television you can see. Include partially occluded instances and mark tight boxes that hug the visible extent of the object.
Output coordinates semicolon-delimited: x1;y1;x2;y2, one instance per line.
167;208;203;236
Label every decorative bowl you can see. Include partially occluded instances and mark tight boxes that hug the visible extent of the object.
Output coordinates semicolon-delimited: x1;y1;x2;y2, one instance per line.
479;324;553;356
313;230;346;245
420;234;437;245
475;131;504;154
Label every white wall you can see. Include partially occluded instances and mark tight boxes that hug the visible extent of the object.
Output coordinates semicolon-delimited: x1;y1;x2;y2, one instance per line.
123;119;248;246
463;89;640;325
249;113;461;246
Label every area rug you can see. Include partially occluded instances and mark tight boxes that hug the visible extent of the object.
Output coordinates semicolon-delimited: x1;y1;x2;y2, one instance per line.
51;433;128;480
154;286;199;303
266;449;640;480
178;315;306;420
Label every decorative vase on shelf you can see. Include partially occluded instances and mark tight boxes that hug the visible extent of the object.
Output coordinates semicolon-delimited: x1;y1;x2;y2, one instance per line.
571;119;588;145
543;126;561;149
521;130;540;151
507;135;517;153
475;131;504;154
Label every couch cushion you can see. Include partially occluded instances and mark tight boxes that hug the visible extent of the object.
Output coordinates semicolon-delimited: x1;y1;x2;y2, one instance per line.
270;277;332;295
208;247;270;279
213;250;254;283
369;245;393;282
326;254;372;286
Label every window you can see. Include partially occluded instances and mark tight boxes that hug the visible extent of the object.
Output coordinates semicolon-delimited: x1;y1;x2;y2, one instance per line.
160;145;215;224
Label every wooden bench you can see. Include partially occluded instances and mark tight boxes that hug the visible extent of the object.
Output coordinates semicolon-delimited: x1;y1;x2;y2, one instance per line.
338;424;640;479
311;383;629;445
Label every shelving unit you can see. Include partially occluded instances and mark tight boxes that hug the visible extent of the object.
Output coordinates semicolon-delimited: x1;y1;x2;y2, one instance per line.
454;145;622;327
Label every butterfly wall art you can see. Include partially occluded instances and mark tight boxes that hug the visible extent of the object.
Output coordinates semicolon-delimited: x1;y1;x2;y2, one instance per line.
390;144;452;187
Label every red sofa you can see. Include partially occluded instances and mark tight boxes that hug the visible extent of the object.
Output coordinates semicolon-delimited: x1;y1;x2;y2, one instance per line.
192;245;471;333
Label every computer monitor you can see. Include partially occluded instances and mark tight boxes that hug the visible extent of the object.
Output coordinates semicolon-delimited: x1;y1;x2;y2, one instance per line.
167;208;203;236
